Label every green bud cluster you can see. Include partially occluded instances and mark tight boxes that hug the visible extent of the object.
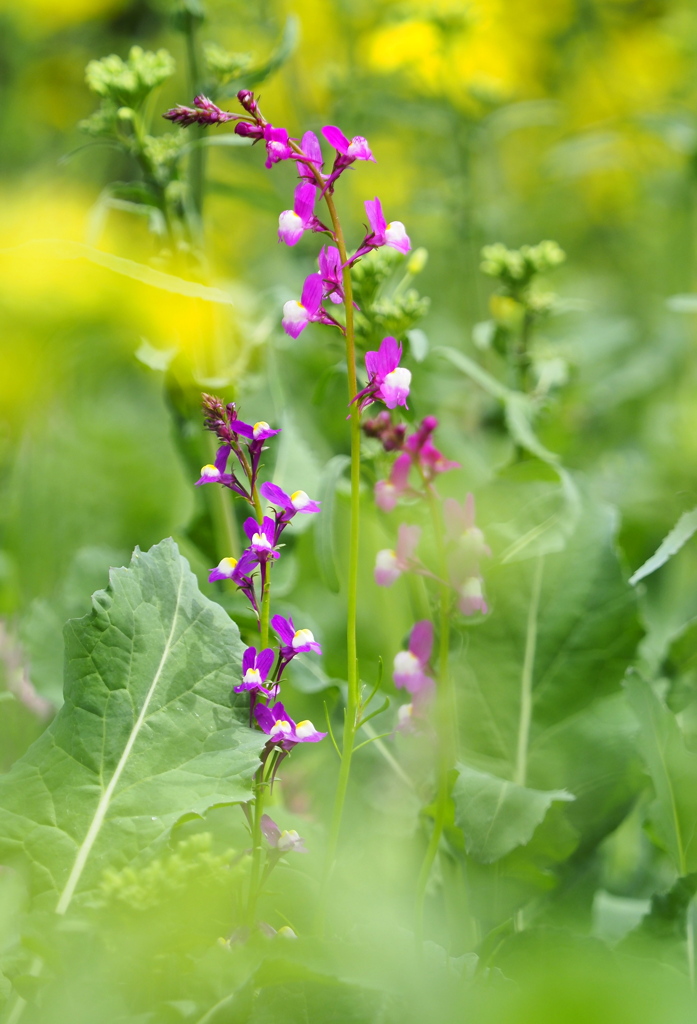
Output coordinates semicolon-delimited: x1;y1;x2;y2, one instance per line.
98;833;238;912
85;46;175;107
480;240;565;295
352;247;430;350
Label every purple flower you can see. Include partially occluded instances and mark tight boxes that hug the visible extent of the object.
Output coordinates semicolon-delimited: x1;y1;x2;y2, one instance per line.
318;245;344;304
237;89;261;118
278;183;326;246
208;549;258;613
375;452;411;512
235;646;275;697
321;125;376;190
374;523;421;586
296;130;324;180
443;494;490;616
164;94;237;128
234;120;264;141
405;417;460;482
233;419;280;443
272;615;323;666
351;198;411;262
243;516;279;563
282;273;339;339
260;482;321;538
195;445;248;498
393;620;434;695
254;701;326;750
263;124;293;168
260;814;307;853
354;336;411;412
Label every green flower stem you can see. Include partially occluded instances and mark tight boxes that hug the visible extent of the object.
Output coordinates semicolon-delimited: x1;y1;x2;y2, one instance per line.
414;488;457;945
317;191;362;913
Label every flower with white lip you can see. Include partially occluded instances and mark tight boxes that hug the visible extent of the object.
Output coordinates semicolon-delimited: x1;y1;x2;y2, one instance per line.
393;620;434;695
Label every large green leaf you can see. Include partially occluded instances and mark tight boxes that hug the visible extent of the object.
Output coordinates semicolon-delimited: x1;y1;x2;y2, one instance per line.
452;502;642;875
626;675;697;874
0;539;264;911
453;763;574;863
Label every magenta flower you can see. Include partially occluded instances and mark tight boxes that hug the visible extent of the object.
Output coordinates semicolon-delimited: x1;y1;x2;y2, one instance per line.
208;549;258;613
296;130;324;180
375;452;411;512
272;615;323;666
278;183;326;246
282;273;339;339
235;646;275;697
195;445;248;498
254;701;326;750
263;124;293;168
164;94;237;128
354;336;411;412
393;620;435;695
243;516;279;563
322;125;376;190
260;814;307;853
259;483;319;520
374;524;421;586
318;245;344;304
405;417;460;482
351;198;411;262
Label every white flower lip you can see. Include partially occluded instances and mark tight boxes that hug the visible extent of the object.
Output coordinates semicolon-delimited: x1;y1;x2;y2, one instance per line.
385;367;412;391
244;667;261;685
294;719;316;739
292;628;315;648
270;720;292;738
282;300;307;324
290;489;311;510
394;650;420;676
200;464;220;479
216;557;237;576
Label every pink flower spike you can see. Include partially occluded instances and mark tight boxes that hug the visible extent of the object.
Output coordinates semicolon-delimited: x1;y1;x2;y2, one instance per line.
374;523;421;586
374;452;411;512
318;245;344;304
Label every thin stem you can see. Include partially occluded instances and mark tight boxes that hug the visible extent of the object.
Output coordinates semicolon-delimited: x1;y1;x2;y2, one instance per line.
414;489;456;945
183;16;205;224
514;556;544;787
207;435;239;558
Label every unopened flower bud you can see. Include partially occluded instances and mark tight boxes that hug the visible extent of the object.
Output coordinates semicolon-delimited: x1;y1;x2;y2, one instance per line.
407;247;428;275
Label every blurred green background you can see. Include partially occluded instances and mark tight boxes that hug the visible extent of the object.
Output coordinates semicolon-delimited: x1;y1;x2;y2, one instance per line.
4;1;697;1020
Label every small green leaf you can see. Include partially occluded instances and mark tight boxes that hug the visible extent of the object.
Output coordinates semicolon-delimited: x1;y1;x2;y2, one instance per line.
453;763;573;863
629;507;697;585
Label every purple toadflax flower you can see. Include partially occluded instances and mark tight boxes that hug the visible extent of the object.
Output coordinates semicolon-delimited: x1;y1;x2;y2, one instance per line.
254;701;326;750
321;125;375;191
260;481;321;539
375;452;411;512
278;183;327;246
282;273;340;339
207;550;258;614
375;523;421;586
354;336;411;412
243;516;280;563
195;445;248;498
164;94;238;128
318;245;344;304
405;416;460;483
260;814;307;853
296;130;324;180
235;646;276;697
272;615;322;676
393;620;434;696
351;198;411;262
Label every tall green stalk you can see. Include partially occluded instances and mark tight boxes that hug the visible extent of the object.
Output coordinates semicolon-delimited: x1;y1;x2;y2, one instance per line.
414;489;456;943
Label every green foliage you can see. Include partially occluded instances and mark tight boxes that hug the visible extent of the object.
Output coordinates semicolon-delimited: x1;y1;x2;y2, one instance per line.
84;47;175;107
351;248;430;350
0;539;264;909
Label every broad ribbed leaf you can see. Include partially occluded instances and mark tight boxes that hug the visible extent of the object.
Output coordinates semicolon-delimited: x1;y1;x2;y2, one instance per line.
0;539;264;910
453;763;574;863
